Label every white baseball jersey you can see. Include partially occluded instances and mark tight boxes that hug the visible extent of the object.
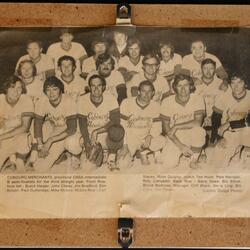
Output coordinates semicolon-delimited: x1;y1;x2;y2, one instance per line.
127;72;170;103
81;56;96;75
195;76;223;117
25;76;45;103
58;75;88;102
77;93;119;134
158;53;182;77
117;55;144;73
120;97;161;139
35;94;76;134
160;94;205;128
46;42;87;75
15;53;54;81
214;89;250;124
182;52;222;79
0;94;34;134
86;70;125;98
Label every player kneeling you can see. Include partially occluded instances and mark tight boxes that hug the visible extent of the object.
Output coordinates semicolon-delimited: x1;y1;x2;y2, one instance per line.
160;74;206;169
0;76;34;172
32;76;82;172
78;74;124;170
119;80;166;166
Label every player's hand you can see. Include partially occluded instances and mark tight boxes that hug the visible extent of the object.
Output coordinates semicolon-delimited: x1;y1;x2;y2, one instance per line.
179;144;193;158
219;79;228;92
84;141;92;159
168;126;177;138
218;122;230;137
141;135;152;150
90;130;98;146
39;140;52;158
217;138;227;149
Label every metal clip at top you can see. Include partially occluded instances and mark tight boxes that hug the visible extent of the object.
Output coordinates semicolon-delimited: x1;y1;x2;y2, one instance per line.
118;218;134;248
116;4;132;26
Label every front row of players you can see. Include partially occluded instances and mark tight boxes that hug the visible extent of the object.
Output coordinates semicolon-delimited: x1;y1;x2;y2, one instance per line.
0;71;250;172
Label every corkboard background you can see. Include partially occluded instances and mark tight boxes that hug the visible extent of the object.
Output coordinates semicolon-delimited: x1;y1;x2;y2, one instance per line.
0;3;250;247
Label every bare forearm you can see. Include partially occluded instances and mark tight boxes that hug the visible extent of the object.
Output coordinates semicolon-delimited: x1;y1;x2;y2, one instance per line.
0;126;28;141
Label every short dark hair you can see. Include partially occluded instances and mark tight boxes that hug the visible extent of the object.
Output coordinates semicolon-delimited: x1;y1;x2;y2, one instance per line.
2;75;26;94
95;53;115;70
26;40;43;49
16;59;37;77
127;37;142;50
158;40;174;59
142;53;160;66
138;80;155;93
201;58;216;68
172;74;196;93
229;72;247;84
57;55;76;69
43;76;64;95
88;74;106;88
191;40;206;48
91;38;108;53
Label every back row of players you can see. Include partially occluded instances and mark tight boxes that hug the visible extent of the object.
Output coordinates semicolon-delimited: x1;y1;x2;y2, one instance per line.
0;28;249;172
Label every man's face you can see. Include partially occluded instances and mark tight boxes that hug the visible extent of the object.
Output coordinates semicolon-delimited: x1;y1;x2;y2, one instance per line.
94;42;106;56
230;77;246;97
89;78;104;99
191;41;206;59
202;63;216;79
128;43;140;59
176;79;191;98
160;45;171;60
138;84;154;104
114;32;127;47
45;85;61;103
6;81;23;103
143;58;159;76
60;60;74;77
60;33;73;44
21;62;34;79
98;58;113;77
27;42;42;60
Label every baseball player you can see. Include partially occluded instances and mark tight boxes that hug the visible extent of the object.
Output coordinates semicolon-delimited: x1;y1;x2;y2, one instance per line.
120;80;165;166
158;40;182;83
86;53;126;105
207;72;250;168
0;76;34;172
57;55;88;103
33;76;82;172
78;74;122;168
182;40;228;89
47;28;87;76
126;53;171;104
15;40;55;81
160;74;206;169
81;38;108;79
117;36;144;82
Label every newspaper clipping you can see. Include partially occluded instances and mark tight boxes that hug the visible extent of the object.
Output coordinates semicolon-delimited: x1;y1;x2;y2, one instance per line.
0;27;250;218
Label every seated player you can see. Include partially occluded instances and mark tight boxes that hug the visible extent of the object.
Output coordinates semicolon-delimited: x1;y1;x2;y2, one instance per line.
126;53;171;104
117;37;144;82
81;38;108;79
47;28;87;76
87;53;126;105
0;76;34;172
57;55;88;102
160;74;206;169
16;59;44;103
15;40;55;81
158;40;182;83
207;72;250;168
182;40;228;89
33;76;82;172
78;74;123;169
119;80;166;166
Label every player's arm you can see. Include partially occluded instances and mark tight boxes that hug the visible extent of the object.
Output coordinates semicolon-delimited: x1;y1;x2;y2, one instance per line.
0;114;33;141
116;73;127;105
78;114;92;155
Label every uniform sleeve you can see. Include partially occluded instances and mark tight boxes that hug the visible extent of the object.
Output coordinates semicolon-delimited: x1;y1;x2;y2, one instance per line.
159;99;171;122
175;54;183;66
115;71;125;86
65;97;77;119
194;95;205;116
109;95;119;112
126;74;138;98
213;92;226;114
77;97;87;117
119;99;130;120
161;76;170;93
46;55;55;70
78;44;87;58
46;44;54;58
34;97;46;118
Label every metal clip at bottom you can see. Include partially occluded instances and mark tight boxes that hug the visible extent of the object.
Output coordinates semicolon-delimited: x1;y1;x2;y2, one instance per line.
118;218;134;248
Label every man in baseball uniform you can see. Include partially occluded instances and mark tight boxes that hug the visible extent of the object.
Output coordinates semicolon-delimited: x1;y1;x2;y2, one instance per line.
47;28;87;76
120;80;165;166
15;40;55;81
160;74;206;169
207;72;250;168
33;76;82;172
127;53;171;104
57;55;88;103
78;74;122;167
86;53;126;105
182;40;228;89
117;36;144;82
0;76;34;172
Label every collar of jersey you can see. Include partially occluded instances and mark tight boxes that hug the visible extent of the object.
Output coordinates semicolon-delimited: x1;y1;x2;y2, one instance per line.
135;97;150;110
175;94;190;107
